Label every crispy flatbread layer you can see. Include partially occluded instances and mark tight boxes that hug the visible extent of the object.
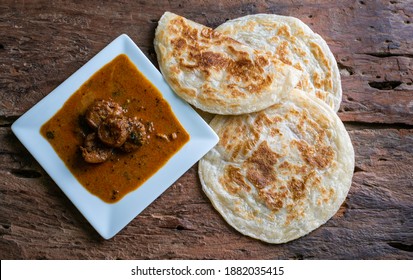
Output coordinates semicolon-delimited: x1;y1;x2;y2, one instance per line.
215;14;342;112
199;89;354;243
154;12;302;115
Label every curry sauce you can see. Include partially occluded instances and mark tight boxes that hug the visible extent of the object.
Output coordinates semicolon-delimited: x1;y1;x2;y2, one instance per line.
41;54;189;203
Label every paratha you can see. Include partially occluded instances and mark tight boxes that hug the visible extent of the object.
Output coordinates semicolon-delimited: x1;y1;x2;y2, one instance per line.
198;89;354;243
154;12;302;115
215;14;342;112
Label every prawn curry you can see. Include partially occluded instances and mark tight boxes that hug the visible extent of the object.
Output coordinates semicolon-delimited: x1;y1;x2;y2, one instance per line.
41;54;189;203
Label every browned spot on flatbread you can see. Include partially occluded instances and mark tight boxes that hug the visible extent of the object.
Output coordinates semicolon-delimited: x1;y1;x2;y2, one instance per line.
283;172;323;225
285;202;306;226
293;45;307;58
310;42;330;69
279;161;308;176
199;51;228;69
200;27;222;39
295;109;328;142
171;37;186;50
277;25;292;38
257;55;270;67
313;72;322;88
253;111;274;128
317;187;336;206
269;127;281;137
293;62;303;71
287;177;306;200
246;141;280;189
258;188;286;212
309;42;333;92
216;116;261;161
293;139;335;169
276;41;292;65
181;21;199;41
315;90;327;101
231;137;260;161
220;118;244;144
219;165;250;195
229;58;262;78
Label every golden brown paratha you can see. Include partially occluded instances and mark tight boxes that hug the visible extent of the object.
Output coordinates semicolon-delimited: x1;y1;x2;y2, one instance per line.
154;12;302;115
215;14;342;112
198;89;354;243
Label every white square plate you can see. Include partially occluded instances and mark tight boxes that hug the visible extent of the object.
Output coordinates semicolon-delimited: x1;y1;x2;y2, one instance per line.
11;34;219;239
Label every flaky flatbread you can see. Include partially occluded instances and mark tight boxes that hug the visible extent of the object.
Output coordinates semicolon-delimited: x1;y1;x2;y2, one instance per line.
215;14;342;112
199;89;354;243
154;12;302;115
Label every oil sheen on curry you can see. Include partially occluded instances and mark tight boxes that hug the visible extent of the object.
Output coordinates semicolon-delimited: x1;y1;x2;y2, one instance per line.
41;54;189;203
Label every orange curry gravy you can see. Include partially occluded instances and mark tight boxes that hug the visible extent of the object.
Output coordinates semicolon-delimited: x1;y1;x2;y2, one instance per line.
41;54;189;203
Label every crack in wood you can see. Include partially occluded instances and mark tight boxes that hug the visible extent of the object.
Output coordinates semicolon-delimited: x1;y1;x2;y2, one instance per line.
388;242;413;252
1;222;11;230
344;121;413;130
360;52;413;58
158;224;194;231
368;81;402;90
175;225;187;231
290;254;316;260
354;166;365;173
337;62;354;75
9;168;42;179
0;115;19;127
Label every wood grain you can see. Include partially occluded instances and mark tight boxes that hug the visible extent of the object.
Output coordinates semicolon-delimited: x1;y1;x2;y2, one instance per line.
1;0;412;259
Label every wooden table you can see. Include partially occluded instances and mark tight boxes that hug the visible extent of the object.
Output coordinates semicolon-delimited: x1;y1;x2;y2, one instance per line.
1;0;412;260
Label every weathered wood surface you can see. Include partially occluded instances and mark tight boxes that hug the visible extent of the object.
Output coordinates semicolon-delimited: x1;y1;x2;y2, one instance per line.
1;0;412;259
